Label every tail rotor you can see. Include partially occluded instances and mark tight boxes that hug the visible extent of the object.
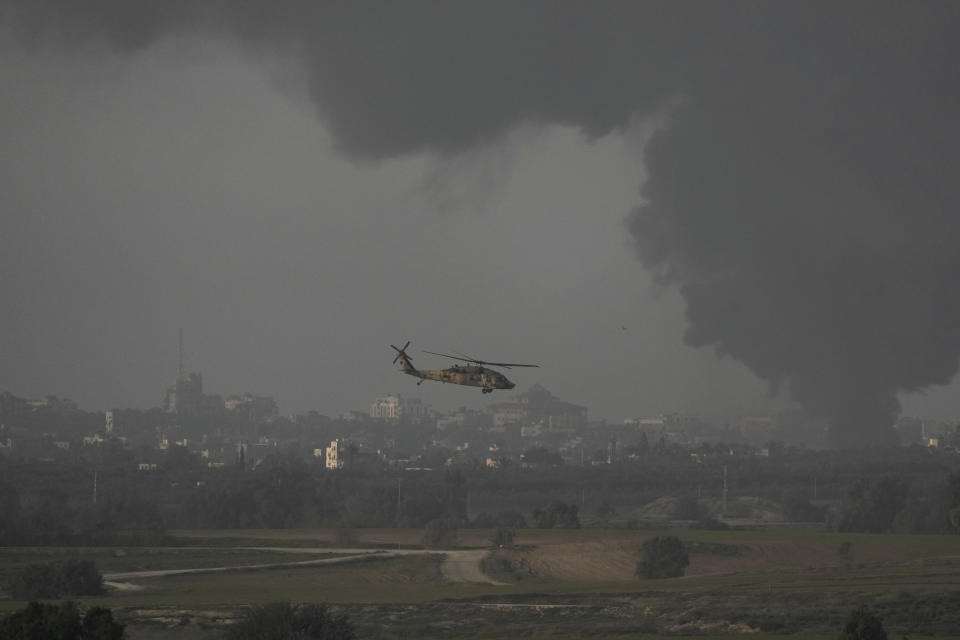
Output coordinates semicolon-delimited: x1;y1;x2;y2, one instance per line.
391;341;413;367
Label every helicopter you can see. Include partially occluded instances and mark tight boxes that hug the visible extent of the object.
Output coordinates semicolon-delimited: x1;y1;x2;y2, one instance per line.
390;341;538;394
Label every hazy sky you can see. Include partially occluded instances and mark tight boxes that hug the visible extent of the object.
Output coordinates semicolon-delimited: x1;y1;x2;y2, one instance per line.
2;3;959;438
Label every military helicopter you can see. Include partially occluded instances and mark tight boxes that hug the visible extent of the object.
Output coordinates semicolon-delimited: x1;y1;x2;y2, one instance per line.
390;341;538;394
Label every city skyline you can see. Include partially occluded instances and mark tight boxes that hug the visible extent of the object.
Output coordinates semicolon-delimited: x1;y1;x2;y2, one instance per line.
3;4;960;442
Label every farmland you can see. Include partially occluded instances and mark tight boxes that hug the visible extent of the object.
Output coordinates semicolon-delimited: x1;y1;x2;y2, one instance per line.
2;527;959;638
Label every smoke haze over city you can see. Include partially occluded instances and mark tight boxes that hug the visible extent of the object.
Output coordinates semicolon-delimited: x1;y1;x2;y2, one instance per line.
3;2;960;446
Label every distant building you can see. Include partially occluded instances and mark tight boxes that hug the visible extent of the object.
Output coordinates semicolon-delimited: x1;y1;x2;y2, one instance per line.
0;391;28;420
739;415;775;441
326;439;343;469
82;434;104;446
26;395;78;413
225;393;279;422
490;384;587;430
164;372;203;415
370;394;427;421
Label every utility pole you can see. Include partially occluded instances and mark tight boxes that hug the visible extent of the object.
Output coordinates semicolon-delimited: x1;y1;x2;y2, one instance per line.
396;477;402;524
722;465;728;517
92;469;98;505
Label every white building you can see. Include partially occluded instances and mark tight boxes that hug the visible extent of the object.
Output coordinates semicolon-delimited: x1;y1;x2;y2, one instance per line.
326;439;343;470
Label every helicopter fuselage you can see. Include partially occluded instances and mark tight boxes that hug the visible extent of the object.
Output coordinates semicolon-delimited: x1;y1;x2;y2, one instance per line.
391;341;534;394
403;364;515;393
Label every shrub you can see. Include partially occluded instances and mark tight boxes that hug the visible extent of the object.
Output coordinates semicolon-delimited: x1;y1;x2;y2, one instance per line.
0;601;124;640
636;535;689;579
8;560;104;600
839;605;887;640
532;502;580;529
225;602;354;640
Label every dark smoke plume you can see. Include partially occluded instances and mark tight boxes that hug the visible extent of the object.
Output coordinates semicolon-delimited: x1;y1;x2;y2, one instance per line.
5;1;960;446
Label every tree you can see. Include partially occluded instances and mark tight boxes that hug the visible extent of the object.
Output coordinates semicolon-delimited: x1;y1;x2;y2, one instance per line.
839;605;887;640
421;518;458;549
834;476;909;533
636;535;689;579
8;560;104;600
0;601;124;640
225;602;354;640
0;480;22;544
81;606;125;640
532;502;580;529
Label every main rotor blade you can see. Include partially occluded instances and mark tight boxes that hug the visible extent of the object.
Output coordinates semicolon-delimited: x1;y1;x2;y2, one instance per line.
423;350;473;363
423;350;539;369
481;361;540;368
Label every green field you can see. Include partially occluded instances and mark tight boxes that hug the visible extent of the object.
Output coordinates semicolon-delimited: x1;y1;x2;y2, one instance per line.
0;546;342;579
1;528;959;638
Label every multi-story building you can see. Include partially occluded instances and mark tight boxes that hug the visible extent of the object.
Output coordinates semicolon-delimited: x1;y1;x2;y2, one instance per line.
164;372;203;415
369;394;427;421
490;384;586;430
225;393;278;422
326;439;343;469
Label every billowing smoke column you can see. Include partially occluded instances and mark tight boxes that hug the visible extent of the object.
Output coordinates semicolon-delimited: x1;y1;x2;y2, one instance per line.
5;1;960;446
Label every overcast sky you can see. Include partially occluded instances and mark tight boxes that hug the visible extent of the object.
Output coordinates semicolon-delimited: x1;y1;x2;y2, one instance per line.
2;3;959;439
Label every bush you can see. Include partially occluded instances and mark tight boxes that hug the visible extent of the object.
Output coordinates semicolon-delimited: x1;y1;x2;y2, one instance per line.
839;605;887;640
225;602;354;640
0;601;124;640
636;535;689;579
532;502;580;529
480;554;535;581
8;560;104;600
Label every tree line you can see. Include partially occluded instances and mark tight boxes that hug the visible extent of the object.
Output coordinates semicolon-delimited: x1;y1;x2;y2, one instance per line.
2;445;959;542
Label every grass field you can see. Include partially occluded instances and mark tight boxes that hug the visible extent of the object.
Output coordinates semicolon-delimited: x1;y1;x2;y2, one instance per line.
0;547;342;580
1;527;958;638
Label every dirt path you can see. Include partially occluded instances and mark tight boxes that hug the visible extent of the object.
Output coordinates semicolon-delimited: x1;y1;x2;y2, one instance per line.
440;549;506;585
103;547;504;589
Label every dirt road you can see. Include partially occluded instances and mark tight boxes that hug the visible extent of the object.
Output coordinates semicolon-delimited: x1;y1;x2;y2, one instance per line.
103;547;503;590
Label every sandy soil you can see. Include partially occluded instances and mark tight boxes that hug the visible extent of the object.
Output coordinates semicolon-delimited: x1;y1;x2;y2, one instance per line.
495;536;854;581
